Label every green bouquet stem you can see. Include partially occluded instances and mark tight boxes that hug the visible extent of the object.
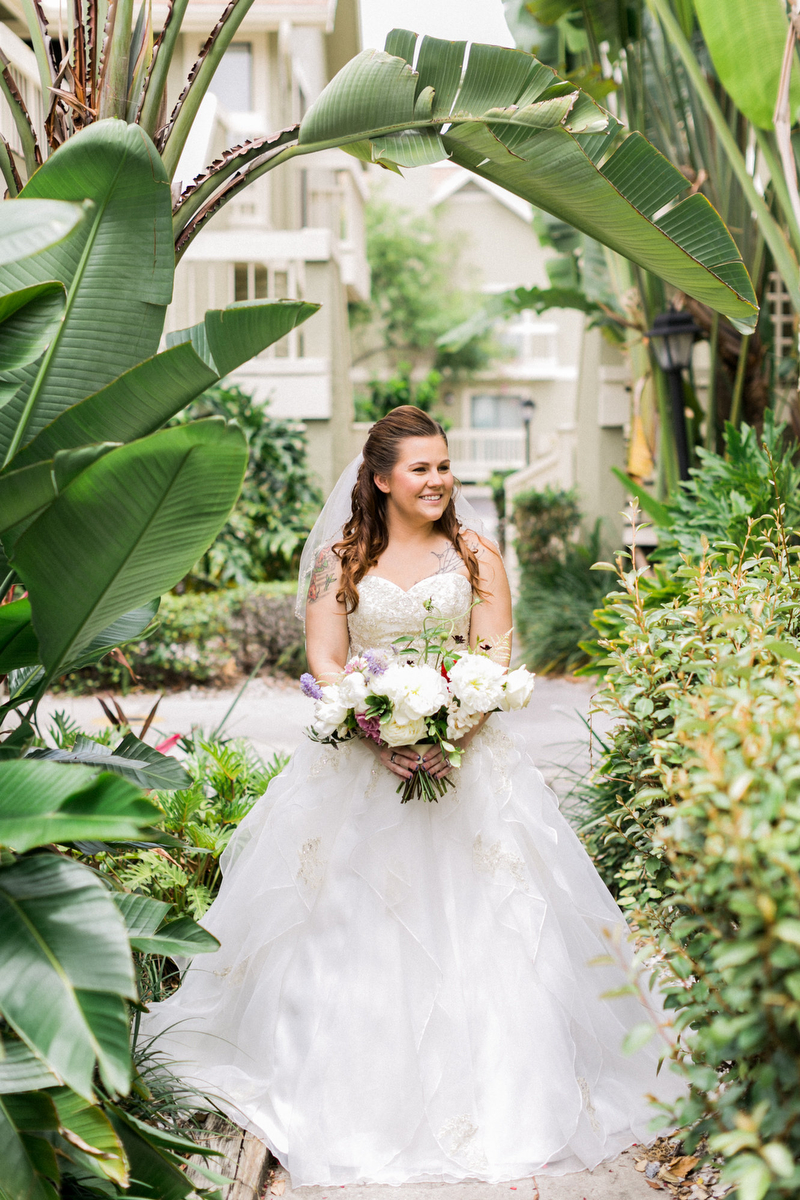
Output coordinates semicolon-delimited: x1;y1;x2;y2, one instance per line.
396;740;455;804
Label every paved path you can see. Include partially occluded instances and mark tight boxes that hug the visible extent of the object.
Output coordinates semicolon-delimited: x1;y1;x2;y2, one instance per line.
44;677;655;1200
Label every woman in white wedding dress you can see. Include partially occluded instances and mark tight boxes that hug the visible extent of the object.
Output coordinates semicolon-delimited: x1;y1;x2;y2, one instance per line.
142;406;683;1186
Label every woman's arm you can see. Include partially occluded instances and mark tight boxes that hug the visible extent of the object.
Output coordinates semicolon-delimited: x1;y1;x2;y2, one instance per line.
304;547;350;684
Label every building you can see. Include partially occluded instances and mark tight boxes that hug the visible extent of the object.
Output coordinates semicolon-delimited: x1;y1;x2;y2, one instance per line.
0;0;368;498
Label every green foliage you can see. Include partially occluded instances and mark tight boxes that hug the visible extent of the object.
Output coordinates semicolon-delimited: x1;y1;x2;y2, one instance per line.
351;201;496;382
653;416;800;573
59;581;302;692
173;385;321;586
580;506;800;1197
512;486;617;674
354;363;440;423
98;731;286;924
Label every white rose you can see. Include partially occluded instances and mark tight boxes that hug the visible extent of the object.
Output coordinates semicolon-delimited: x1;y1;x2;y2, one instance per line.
338;669;370;712
380;714;427;747
499;666;535;711
447;653;507;715
371;663;448;721
312;684;349;738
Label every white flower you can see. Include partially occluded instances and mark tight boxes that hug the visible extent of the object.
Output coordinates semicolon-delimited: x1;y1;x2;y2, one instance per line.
447;653;507;715
499;666;535;711
381;714;427;747
312;684;349;738
446;704;482;742
372;663;448;721
338;669;370;712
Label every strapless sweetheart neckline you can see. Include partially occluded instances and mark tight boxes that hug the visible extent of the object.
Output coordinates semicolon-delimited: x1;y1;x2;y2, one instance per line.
361;572;472;597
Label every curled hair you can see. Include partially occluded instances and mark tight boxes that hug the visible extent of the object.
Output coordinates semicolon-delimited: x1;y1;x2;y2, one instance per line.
333;405;486;613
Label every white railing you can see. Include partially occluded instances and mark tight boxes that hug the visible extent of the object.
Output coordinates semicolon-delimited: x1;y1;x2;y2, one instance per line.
447;428;527;481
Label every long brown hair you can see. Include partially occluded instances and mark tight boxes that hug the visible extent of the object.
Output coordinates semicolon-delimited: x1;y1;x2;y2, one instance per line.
333;406;485;613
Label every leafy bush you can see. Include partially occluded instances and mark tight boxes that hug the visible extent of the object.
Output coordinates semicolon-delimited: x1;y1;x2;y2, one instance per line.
579;511;800;1198
60;581;304;691
354;363;440;423
174;385;322;586
110;733;286;923
512;487;616;674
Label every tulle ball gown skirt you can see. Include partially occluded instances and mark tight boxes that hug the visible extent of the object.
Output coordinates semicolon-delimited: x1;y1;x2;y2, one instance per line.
141;717;683;1186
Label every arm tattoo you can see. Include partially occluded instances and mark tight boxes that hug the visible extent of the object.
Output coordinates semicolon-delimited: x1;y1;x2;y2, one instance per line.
307;550;337;603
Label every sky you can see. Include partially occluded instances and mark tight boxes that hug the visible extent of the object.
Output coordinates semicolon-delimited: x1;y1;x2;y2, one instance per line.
359;0;515;54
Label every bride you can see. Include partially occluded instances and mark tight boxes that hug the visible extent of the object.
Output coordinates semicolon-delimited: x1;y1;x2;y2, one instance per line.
142;405;683;1186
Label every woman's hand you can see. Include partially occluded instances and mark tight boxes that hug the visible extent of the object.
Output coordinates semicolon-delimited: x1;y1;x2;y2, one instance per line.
370;742;453;781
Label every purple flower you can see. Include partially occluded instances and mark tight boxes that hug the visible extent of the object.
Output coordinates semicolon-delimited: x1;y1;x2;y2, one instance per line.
363;649;388;677
356;711;382;742
300;672;323;700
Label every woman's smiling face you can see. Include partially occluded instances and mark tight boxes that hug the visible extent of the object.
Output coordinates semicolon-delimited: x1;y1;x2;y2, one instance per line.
374;435;454;524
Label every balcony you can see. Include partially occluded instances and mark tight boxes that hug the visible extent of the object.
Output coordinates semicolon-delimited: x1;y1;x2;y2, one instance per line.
447;429;527;482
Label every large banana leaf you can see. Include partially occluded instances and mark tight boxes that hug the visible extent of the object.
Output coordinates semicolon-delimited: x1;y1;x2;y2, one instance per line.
11;419;247;676
114;892;219;956
0;1089;60;1200
0;1041;62;1094
11;298;318;470
0;198;86;266
0;854;135;1099
0;759;160;852
693;0;800;131
29;733;192;792
0;282;65;372
165;297;320;376
298;33;757;332
0;597;39;672
0;121;173;467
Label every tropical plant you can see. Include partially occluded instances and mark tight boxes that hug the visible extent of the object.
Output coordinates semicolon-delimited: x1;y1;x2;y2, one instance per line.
0;137;318;750
0;757;228;1199
174;385;322;586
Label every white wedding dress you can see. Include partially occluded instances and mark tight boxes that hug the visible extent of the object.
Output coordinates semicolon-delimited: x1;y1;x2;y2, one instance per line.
142;573;683;1186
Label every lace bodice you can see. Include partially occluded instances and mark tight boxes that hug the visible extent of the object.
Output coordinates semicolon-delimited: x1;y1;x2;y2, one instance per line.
348;573;472;657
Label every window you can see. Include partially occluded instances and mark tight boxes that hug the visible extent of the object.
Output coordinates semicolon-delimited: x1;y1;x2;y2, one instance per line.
471;395;528;429
497;310;558;365
209;42;252;112
234;263;268;302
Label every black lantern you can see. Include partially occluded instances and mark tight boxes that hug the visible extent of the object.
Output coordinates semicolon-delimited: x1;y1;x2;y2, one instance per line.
520;397;535;466
646;309;703;481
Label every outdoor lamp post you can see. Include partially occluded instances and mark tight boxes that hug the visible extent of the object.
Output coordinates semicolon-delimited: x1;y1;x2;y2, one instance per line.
521;398;535;466
646;309;703;481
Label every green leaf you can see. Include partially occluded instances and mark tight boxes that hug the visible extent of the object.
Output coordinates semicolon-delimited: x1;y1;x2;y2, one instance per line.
694;0;800;131
0;854;135;1099
9;343;218;469
0;1040;62;1094
62;601;160;672
114;893;219;956
0;1093;59;1200
0;597;40;673
0;759;160;852
0;282;65;372
0;198;86;266
763;639;800;664
0;121;173;467
12;419;247;676
774;919;800;946
165;298;320;377
106;1105;201;1200
103;733;191;791
50;1087;128;1185
610;467;672;527
621;1021;655;1055
298;37;757;331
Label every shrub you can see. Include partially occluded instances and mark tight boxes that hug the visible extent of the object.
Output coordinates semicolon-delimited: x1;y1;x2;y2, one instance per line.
579;511;800;1197
174;385;322;586
354;363;440;422
512;486;616;674
59;582;304;692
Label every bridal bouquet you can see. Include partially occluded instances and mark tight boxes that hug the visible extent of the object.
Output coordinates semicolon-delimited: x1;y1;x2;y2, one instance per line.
300;604;535;803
